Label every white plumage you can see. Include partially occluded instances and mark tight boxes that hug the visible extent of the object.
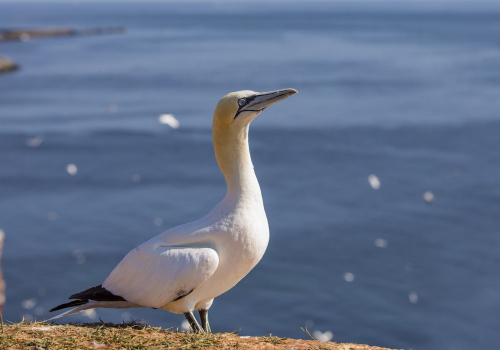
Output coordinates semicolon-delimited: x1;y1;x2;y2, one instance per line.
49;88;297;332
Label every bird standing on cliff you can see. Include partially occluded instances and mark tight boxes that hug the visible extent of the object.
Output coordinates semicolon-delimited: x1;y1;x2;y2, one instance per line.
49;88;297;332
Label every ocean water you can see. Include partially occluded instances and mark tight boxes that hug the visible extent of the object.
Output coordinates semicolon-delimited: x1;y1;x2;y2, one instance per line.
1;1;500;349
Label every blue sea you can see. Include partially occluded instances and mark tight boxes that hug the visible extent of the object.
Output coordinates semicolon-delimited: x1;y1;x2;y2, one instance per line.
1;1;499;349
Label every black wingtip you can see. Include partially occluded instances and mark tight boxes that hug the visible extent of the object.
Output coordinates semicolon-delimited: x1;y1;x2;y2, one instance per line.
49;299;88;312
69;284;125;302
50;284;126;313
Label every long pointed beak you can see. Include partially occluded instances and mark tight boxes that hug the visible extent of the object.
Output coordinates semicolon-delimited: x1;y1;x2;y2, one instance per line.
239;88;298;115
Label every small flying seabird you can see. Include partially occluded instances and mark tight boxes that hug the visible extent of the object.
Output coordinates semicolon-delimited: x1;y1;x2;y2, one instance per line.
49;88;297;333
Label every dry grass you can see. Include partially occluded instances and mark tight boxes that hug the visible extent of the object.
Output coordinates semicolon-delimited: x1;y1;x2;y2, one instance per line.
0;321;398;350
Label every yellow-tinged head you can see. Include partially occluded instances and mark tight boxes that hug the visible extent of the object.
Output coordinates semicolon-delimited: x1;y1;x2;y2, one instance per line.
212;89;297;188
213;88;298;133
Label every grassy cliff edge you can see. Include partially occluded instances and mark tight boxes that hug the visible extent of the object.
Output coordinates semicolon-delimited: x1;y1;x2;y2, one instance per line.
0;321;398;350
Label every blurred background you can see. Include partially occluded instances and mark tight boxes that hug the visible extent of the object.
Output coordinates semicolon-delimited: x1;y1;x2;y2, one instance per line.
0;1;499;349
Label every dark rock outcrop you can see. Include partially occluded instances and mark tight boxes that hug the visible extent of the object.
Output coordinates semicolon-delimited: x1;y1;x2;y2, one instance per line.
0;57;18;74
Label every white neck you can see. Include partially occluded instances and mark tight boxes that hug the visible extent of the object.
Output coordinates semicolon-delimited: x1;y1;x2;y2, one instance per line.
213;125;262;201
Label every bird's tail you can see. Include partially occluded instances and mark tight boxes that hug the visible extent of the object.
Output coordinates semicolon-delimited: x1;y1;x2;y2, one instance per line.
50;299;87;312
47;300;137;322
46;301;96;321
47;284;137;322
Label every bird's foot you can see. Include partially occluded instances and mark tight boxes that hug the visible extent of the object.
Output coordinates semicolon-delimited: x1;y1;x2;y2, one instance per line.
184;311;204;333
199;309;211;333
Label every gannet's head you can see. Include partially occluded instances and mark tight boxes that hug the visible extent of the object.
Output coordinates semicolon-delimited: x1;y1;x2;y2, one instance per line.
213;88;297;132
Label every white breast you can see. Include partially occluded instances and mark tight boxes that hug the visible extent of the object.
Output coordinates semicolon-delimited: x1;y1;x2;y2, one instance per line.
163;196;269;314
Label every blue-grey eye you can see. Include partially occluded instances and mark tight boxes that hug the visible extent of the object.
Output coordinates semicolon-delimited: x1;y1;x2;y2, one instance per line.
238;98;247;107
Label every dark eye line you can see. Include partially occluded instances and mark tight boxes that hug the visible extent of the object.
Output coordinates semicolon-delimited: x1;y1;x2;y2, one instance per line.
234;95;257;120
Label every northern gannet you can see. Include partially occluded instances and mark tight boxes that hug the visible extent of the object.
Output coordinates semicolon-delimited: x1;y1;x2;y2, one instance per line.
49;88;297;333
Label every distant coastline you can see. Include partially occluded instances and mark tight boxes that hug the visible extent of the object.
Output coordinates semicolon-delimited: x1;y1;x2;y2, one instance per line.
0;27;124;75
0;27;124;43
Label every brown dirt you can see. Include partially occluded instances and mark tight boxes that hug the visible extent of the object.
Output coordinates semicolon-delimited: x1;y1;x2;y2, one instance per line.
0;321;398;350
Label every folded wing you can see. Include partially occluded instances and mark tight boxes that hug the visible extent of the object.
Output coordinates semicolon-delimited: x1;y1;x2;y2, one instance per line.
102;241;219;309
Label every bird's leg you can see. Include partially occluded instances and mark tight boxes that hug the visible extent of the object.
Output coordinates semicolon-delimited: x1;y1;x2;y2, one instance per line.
199;309;211;333
184;311;203;333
